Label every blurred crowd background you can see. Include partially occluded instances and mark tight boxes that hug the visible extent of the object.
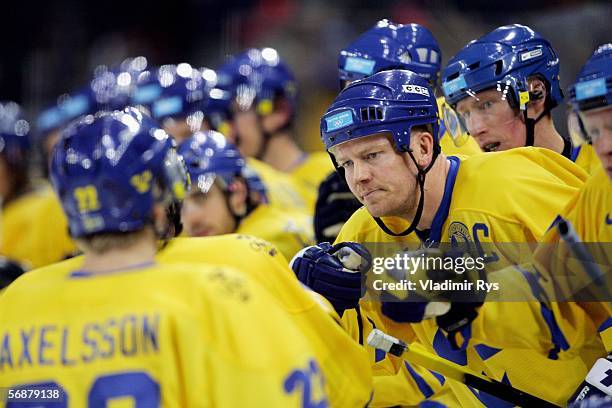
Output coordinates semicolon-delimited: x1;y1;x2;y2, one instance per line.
1;0;610;163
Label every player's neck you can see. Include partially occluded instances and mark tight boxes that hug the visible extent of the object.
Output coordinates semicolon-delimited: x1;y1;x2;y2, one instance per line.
81;238;157;274
415;154;450;231
261;131;305;173
533;117;565;154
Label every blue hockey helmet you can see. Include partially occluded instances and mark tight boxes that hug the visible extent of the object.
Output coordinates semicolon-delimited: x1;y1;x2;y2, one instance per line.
442;24;562;110
569;43;611;113
50;107;189;238
0;101;30;166
177;130;268;202
199;68;234;136
567;43;612;143
216;47;297;116
89;56;151;113
204;86;233;136
338;19;441;86
37;57;151;139
321;69;439;152
37;87;95;140
131;63;213;124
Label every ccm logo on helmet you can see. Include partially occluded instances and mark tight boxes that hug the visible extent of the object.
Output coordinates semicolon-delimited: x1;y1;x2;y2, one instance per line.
402;84;430;96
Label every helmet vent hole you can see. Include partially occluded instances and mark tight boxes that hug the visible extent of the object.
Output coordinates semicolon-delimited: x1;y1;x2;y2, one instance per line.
360;107;368;120
447;72;459;81
369;106;376;119
359;106;383;121
468;62;480;71
494;61;503;76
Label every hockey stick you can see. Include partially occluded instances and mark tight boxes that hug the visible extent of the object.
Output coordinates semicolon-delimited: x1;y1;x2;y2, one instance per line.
367;329;560;407
556;218;611;299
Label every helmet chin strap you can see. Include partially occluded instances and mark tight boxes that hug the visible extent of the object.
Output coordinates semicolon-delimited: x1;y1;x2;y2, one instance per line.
523;108;549;147
222;178;258;232
373;144;441;237
523;89;549;147
245;110;270;160
152;200;183;250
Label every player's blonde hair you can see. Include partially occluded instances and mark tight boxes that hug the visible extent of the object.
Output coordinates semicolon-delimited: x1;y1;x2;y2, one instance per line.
75;226;155;255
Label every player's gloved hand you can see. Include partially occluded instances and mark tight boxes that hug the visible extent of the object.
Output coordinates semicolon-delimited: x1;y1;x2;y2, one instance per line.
290;242;372;316
380;248;484;333
313;172;362;243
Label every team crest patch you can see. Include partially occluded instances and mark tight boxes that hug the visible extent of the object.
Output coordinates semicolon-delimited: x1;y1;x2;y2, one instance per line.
448;221;472;245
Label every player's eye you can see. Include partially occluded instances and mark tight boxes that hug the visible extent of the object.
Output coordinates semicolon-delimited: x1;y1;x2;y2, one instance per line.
480;100;494;111
588;128;600;141
365;152;380;160
339;160;353;169
189;192;209;204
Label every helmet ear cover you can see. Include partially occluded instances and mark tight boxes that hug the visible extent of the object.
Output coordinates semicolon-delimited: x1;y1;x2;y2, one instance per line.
527;74;557;114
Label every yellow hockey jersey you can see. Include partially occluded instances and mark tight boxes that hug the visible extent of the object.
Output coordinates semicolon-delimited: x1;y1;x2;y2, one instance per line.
336;147;590;405
1;184;76;269
0;261;327;407
159;235;373;407
531;166;611;352
10;234;373;407
246;157;310;213
571;142;602;175
290;151;335;211
238;204;314;260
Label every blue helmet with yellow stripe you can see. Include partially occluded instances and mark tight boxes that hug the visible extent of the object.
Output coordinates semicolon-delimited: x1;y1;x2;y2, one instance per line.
50;107;188;238
442;24;562;111
177;130;268;202
216;48;297;116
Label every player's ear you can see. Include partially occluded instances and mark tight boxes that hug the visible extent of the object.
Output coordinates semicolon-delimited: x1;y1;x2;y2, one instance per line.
527;77;547;117
152;203;169;237
412;128;435;167
262;97;292;132
228;178;248;216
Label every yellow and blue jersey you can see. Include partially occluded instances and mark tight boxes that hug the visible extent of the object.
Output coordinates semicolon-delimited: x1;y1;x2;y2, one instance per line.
531;166;611;353
336;147;591;405
1;184;77;269
0;261;327;407
290;151;335;211
159;235;373;407
246;157;310;213
10;234;373;407
238;204;314;260
570;142;602;175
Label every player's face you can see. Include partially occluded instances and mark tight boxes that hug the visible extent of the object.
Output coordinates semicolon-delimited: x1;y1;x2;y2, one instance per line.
455;89;525;152
163;118;196;145
331;133;418;218
44;129;62;165
181;184;236;237
580;106;612;179
233;109;265;158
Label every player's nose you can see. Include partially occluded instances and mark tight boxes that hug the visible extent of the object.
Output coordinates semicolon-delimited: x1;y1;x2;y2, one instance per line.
466;113;489;139
352;160;373;184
